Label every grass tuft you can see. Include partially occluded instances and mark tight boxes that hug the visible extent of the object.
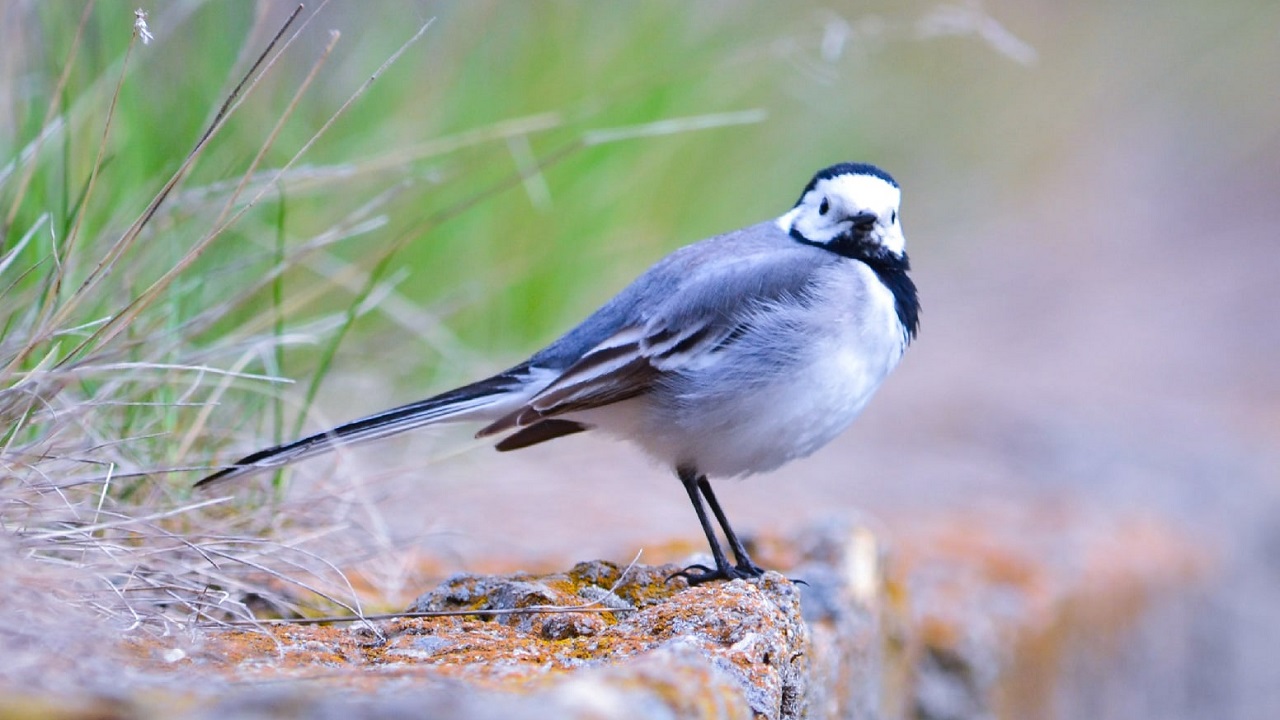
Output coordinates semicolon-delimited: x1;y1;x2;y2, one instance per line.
0;4;449;630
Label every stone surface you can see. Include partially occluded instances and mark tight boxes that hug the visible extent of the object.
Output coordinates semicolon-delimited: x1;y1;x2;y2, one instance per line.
393;562;812;717
887;506;1206;720
86;523;885;719
129;562;835;719
0;508;1204;719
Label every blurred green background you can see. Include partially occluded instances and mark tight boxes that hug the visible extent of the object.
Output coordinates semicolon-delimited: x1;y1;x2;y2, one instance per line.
4;1;1280;714
6;1;1275;395
0;2;1118;379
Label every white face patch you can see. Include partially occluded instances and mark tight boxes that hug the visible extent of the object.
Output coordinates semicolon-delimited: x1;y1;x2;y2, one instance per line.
775;172;905;256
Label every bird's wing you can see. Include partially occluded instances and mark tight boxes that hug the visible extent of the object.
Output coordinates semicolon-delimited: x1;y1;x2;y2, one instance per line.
477;241;830;436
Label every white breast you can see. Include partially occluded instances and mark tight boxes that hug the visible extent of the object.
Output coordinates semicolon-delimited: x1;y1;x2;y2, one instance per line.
620;262;908;478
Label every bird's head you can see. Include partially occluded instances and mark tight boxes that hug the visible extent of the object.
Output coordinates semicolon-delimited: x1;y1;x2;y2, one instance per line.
778;163;905;263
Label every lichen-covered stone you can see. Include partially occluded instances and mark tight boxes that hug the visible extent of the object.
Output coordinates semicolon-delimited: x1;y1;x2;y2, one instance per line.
2;511;1204;719
393;562;817;718
102;544;873;719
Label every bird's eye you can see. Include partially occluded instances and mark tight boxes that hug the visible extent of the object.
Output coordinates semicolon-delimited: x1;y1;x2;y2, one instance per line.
819;198;830;215
891;210;897;223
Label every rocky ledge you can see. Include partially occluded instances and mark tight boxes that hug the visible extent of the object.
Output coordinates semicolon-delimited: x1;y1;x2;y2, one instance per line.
3;508;1202;719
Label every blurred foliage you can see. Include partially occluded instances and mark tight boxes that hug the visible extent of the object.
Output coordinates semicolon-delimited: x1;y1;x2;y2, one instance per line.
3;0;1277;448
2;3;955;375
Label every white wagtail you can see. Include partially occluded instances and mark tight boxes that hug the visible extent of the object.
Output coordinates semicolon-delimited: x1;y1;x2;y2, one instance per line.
199;162;919;584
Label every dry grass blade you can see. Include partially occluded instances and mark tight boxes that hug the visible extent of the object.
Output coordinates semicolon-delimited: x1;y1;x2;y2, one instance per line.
7;5;141;378
196;543;367;620
582;108;769;145
17;5;306;374
353;111;564;176
9;362;290;384
210;604;636;628
62;18;434;370
19;497;231;542
199;4;307;157
0;214;46;279
58;6;141;267
208;10;328;233
0;1;95;237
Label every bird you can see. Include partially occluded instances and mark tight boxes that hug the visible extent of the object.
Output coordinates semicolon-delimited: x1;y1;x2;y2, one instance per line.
198;162;919;585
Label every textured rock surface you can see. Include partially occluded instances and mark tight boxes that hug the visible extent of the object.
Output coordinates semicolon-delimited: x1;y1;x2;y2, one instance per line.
392;563;811;717
0;509;1203;719
888;507;1206;720
87;522;884;719
126;561;844;719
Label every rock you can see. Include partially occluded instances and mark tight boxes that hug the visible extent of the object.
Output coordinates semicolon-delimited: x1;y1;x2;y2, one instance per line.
387;562;816;718
113;544;875;719
2;509;1205;719
887;506;1207;720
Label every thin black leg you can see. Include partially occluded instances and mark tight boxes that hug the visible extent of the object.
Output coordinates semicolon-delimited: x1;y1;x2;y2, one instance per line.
669;466;764;585
698;476;764;576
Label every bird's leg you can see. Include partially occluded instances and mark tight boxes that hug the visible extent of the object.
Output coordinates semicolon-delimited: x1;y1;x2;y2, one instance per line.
668;466;762;585
669;466;735;584
697;475;765;577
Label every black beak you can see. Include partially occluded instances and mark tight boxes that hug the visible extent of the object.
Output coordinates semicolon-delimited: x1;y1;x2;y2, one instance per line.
850;212;878;233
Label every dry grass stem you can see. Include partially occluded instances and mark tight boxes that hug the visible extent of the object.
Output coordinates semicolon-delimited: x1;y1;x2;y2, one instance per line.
1;1;95;234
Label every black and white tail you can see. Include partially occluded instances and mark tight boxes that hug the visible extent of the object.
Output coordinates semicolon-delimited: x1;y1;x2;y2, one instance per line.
195;373;527;489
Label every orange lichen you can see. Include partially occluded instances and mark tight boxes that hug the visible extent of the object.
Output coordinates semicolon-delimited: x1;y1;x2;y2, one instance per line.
109;508;1200;719
880;504;1206;720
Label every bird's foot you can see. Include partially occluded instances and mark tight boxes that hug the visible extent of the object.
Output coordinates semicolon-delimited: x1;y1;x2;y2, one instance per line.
667;561;765;586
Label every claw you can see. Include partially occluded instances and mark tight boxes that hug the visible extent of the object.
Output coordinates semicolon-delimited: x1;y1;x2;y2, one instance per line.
668;561;765;586
666;563;715;584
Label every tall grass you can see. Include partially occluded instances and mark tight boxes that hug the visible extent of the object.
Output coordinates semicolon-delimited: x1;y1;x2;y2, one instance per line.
0;3;428;626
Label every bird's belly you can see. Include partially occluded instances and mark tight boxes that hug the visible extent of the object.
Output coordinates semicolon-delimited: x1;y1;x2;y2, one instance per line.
635;332;904;478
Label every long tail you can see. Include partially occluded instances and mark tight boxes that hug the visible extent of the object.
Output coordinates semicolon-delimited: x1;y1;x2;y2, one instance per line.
195;373;527;489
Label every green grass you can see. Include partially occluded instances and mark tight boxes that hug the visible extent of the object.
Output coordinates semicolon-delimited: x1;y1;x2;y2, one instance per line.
0;1;1006;625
